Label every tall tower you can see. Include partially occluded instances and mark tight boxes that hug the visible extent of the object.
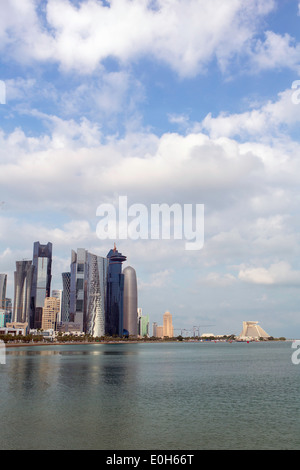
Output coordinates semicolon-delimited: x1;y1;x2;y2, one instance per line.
69;248;86;330
52;289;62;324
163;311;174;338
61;272;71;323
85;252;108;337
0;274;7;309
123;266;138;336
13;261;34;324
30;242;52;329
69;249;108;336
106;244;127;336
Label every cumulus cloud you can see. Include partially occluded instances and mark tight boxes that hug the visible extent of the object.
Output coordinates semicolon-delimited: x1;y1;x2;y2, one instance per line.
200;88;300;140
251;31;300;73
0;0;279;76
238;261;300;285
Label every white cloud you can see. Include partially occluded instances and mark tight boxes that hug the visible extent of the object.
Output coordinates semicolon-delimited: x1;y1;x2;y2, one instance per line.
238;261;300;285
202;272;237;286
200;88;300;140
0;0;279;77
251;31;300;73
138;269;174;290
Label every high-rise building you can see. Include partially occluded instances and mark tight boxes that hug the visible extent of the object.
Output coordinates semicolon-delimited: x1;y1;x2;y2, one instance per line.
86;252;108;337
106;244;126;337
123;266;138;336
138;309;149;337
70;249;108;336
30;242;52;329
41;297;60;331
0;274;7;309
61;272;71;323
13;260;34;324
163;311;174;338
52;290;62;324
152;321;158;337
70;248;86;331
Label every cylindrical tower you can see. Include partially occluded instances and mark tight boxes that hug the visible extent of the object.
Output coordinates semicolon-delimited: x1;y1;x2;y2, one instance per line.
123;266;138;336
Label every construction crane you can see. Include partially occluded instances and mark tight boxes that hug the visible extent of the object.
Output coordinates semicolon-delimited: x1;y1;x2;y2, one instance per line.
193;325;215;337
174;325;215;338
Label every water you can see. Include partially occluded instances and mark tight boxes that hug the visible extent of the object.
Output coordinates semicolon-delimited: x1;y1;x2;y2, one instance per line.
0;341;299;450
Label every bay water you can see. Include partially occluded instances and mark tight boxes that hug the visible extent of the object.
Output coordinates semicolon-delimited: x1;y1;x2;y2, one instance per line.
0;341;299;450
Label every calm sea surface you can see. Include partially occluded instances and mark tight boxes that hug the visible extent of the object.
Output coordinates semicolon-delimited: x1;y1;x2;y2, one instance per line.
0;341;299;450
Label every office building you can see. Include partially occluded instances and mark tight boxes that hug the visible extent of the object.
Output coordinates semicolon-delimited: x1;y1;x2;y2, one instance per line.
41;297;60;331
30;242;52;329
70;249;108;336
0;274;7;309
138;308;149;337
106;244;126;336
86;252;108;337
163;311;174;338
61;272;71;322
0;309;11;327
123;266;138;336
13;260;34;324
52;290;62;324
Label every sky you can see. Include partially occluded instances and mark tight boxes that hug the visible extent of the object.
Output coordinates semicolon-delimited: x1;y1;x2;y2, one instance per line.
1;0;300;338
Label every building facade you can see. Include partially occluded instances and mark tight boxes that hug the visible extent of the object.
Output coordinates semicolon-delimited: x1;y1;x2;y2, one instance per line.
138;309;149;337
52;290;62;324
106;245;127;336
13;260;34;324
70;249;108;336
0;274;7;309
123;266;138;336
41;297;60;331
61;272;71;323
30;242;52;329
163;311;174;338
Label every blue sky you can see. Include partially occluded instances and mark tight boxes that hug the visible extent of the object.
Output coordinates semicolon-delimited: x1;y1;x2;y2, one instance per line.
1;0;300;338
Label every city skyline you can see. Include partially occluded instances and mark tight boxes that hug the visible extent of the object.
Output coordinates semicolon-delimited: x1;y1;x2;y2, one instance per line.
1;1;300;338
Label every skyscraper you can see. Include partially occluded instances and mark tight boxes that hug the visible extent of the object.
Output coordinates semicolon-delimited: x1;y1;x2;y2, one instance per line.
13;260;34;324
163;311;174;338
52;289;62;324
0;274;7;309
123;266;138;336
30;242;52;329
138;308;149;337
61;272;71;323
41;297;60;331
86;252;108;337
70;249;108;336
106;244;126;337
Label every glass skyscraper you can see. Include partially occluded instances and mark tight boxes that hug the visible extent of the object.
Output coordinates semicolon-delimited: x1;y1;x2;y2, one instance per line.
123;266;138;336
61;272;71;323
106;245;127;337
13;260;34;324
70;249;108;336
0;274;7;309
30;242;52;329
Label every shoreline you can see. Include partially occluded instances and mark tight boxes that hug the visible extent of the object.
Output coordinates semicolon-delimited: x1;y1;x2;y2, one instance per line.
4;338;292;348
